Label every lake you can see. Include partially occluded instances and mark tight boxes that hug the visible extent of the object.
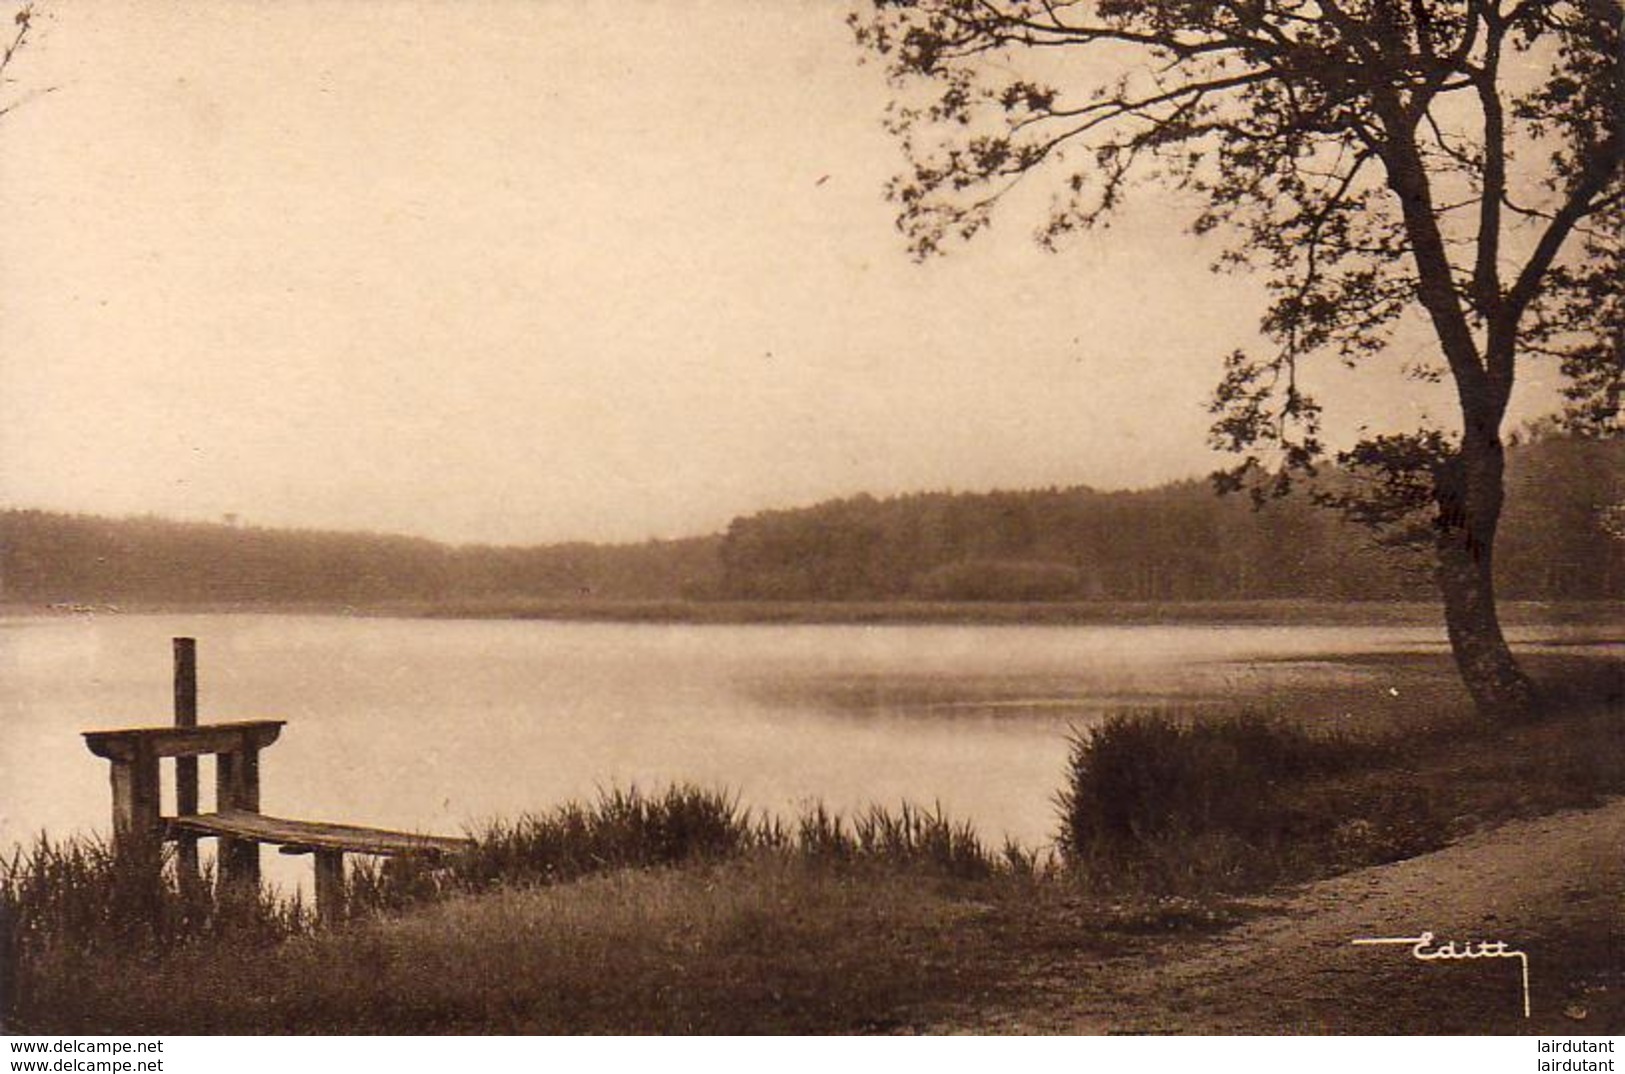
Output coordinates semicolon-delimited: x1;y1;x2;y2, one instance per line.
2;612;1617;892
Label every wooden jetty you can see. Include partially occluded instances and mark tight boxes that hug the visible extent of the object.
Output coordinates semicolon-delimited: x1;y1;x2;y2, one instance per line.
82;638;471;920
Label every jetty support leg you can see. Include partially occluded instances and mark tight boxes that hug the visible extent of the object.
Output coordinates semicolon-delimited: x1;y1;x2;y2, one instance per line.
108;749;161;849
215;744;262;898
314;850;346;924
173;637;201;893
107;745;163;903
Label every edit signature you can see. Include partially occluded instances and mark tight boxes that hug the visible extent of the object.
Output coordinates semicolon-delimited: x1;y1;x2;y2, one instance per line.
1352;931;1530;1018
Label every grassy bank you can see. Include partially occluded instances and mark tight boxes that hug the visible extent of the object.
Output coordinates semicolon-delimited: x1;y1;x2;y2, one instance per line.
5;658;1621;1034
14;858;1038;1033
3;792;1034;1033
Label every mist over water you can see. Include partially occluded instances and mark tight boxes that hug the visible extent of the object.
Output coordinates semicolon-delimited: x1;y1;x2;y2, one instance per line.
3;612;1614;894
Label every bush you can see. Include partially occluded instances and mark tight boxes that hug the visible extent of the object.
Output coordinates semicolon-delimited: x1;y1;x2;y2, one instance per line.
1055;709;1386;890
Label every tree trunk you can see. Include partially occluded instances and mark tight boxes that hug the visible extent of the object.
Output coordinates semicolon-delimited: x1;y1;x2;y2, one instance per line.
1432;434;1538;720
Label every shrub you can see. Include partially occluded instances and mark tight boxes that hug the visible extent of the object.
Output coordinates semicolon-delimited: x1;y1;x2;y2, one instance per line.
1055;709;1388;890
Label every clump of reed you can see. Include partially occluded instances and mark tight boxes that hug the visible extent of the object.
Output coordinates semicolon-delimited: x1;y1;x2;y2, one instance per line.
0;836;307;960
350;785;758;907
1055;708;1402;892
1;835;311;1033
462;784;754;886
1054;673;1625;895
786;801;1001;879
351;787;1010;911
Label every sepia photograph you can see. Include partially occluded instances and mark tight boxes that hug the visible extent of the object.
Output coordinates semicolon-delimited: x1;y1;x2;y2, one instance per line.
1;0;1621;1041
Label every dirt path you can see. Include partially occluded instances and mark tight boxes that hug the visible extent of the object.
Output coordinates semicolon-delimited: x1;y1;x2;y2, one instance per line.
946;799;1625;1034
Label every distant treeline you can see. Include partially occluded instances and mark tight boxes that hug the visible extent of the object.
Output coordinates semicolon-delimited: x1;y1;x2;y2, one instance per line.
0;518;721;606
3;437;1620;607
720;437;1622;602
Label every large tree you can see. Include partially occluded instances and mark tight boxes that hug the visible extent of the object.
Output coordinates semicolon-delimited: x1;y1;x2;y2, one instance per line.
853;0;1623;718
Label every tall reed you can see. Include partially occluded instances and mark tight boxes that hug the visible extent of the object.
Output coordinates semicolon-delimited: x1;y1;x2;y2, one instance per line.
1055;708;1393;891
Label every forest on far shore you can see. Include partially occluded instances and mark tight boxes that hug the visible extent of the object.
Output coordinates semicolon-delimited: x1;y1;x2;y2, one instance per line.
3;435;1620;608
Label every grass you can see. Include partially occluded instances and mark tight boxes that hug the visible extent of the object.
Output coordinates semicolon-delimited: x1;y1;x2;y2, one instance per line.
9;857;1029;1034
0;837;312;1035
0;836;306;957
783;802;1014;879
387;785;757;901
4;654;1621;1033
2;791;1023;1033
343;786;1007;912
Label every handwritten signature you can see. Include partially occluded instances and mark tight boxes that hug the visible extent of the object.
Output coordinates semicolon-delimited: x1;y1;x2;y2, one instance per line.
1351;931;1530;1018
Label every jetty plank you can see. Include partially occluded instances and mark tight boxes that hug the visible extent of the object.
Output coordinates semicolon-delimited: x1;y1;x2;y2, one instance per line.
169;809;471;858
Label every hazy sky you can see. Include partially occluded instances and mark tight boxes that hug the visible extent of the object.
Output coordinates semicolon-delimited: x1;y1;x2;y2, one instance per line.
0;1;1563;544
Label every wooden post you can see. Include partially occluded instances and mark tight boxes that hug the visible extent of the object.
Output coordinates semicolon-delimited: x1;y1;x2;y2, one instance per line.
108;741;161;847
173;638;201;891
313;850;346;924
107;738;162;904
216;731;262;897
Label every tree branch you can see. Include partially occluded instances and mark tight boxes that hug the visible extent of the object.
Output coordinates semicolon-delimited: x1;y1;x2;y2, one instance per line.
1470;19;1507;317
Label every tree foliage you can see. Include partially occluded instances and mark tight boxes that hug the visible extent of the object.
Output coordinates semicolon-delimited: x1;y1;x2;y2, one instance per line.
852;0;1623;715
716;436;1622;600
851;0;1622;486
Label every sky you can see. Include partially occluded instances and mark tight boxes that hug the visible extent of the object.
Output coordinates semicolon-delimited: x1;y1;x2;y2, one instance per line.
0;1;1565;545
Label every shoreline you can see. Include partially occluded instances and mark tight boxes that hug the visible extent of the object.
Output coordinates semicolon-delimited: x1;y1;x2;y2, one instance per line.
7;655;1622;1033
5;597;1624;628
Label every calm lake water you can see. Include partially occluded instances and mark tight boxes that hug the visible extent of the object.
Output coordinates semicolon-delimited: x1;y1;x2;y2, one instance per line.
2;612;1617;891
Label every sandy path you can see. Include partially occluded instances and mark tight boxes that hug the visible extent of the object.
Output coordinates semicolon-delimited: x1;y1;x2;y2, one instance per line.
947;799;1625;1034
